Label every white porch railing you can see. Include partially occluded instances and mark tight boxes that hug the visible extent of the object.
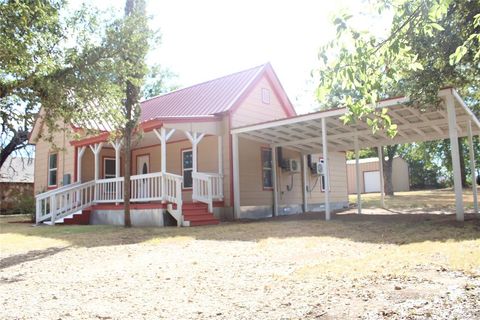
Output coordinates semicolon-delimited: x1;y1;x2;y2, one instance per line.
36;172;185;225
35;180;96;224
192;172;223;213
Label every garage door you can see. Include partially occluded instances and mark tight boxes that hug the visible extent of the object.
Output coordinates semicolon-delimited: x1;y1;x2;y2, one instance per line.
364;171;381;193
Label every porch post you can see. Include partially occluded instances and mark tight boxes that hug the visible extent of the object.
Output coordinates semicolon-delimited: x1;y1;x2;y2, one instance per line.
77;146;86;183
302;154;308;212
467;121;479;216
271;145;278;217
89;142;103;201
185;131;205;174
232;133;240;219
377;146;385;208
218;135;223;175
354;133;362;214
322;118;330;221
154;127;176;201
445;93;464;221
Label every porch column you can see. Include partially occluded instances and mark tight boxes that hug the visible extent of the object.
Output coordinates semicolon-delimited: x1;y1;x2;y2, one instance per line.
111;139;122;202
185;131;205;173
218;135;223;174
89;142;103;201
445;94;464;221
377;146;385;208
232;133;240;219
154;127;176;201
77;146;86;183
322;118;330;221
89;143;104;180
354;134;362;214
271;145;278;217
302;154;308;213
467;121;479;216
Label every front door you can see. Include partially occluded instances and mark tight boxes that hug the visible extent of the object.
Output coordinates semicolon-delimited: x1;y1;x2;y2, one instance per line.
137;155;149;199
137;155;149;175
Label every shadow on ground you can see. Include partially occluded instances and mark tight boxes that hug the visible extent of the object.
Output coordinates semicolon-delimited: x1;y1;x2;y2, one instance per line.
0;246;71;270
2;208;479;251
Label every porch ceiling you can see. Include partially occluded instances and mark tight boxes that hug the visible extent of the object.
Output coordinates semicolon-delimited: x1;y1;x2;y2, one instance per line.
231;88;480;154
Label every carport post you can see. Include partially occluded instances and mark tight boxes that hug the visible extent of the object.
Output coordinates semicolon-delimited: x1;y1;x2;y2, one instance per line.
302;154;308;212
322;118;330;220
354;134;362;214
271;145;278;217
446;94;464;221
377;146;385;208
467;121;479;216
232;133;240;219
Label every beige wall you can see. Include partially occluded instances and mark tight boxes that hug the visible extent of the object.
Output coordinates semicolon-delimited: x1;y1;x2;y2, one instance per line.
33;125;75;195
346;157;410;194
230;75;290;128
237;137;348;207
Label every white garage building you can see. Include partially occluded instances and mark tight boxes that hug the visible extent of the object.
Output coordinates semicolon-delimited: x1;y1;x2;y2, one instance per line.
346;157;410;194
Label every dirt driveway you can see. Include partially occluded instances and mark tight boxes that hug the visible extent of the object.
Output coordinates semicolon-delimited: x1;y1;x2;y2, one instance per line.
1;208;479;319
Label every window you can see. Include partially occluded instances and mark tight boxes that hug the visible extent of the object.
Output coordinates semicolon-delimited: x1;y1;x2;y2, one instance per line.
261;148;273;189
104;158;116;179
48;153;58;186
182;149;193;189
261;88;270;104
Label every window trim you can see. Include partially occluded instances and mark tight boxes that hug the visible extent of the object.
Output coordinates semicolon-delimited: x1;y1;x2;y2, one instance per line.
103;157;116;179
47;152;58;188
181;148;193;190
261;147;273;190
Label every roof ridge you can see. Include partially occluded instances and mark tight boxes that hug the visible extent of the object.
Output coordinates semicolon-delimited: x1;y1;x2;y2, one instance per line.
140;63;268;104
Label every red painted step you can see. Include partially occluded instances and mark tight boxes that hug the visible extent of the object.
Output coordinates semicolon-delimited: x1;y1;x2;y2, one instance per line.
182;203;219;227
63;209;91;225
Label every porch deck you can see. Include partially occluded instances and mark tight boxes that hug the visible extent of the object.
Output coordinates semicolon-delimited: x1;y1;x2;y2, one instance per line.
35;171;224;227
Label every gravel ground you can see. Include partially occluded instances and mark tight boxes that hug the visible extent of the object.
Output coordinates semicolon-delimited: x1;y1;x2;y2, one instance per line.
1;209;479;319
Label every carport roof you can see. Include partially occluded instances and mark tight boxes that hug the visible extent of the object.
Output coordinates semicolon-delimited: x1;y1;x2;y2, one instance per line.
230;88;480;153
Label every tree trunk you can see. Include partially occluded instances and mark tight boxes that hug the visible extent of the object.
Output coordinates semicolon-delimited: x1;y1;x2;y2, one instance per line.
458;137;468;188
381;145;397;196
0;129;28;169
123;122;132;228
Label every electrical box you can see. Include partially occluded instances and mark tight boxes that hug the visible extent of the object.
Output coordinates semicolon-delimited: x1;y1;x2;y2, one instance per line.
285;159;300;173
63;173;71;185
313;160;325;175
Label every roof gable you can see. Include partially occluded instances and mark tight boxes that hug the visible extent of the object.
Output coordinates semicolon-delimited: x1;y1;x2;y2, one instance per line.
139;63;296;122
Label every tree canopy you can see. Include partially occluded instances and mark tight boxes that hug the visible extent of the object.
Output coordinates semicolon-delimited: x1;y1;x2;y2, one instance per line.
316;0;479;191
314;0;479;133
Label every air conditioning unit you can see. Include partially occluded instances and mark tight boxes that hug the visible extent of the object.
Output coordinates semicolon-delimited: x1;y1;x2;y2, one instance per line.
285;159;300;173
313;161;325;175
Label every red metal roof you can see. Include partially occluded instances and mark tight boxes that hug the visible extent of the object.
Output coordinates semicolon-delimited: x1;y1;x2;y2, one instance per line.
140;64;268;123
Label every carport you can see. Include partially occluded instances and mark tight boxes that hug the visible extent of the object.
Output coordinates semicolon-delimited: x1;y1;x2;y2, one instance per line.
230;88;480;221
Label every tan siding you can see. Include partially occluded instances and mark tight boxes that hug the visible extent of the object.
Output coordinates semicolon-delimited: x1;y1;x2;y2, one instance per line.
306;152;349;205
238;137;348;206
230;76;289;128
34;125;76;195
238;137;273;206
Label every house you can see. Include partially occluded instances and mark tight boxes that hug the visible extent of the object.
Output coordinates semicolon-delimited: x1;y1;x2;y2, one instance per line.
29;64;480;225
346;157;410;194
30;63;349;226
0;157;34;214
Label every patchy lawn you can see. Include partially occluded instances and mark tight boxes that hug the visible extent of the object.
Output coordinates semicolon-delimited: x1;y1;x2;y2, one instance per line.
1;194;479;319
349;187;480;210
